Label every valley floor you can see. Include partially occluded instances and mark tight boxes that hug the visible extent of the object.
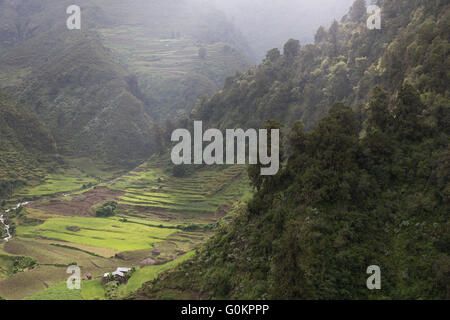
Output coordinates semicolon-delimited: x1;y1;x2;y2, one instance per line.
0;156;251;300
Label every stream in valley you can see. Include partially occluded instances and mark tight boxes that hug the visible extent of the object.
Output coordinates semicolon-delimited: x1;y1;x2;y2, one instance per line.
0;202;30;242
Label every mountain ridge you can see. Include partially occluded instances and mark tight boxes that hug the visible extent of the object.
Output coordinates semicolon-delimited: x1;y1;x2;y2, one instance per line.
134;0;450;300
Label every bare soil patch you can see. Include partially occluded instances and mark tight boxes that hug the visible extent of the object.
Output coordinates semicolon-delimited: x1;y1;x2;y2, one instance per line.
30;187;124;217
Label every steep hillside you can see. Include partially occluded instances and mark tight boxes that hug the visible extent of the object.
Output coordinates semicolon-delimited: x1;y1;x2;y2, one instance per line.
0;0;250;167
192;0;449;132
135;0;449;300
0;90;57;198
1;31;156;166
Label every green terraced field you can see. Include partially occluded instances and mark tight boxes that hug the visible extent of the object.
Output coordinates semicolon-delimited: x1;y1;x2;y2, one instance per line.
17;216;179;251
16;170;97;198
109;161;251;218
1;154;251;300
14;158;123;199
99;25;248;119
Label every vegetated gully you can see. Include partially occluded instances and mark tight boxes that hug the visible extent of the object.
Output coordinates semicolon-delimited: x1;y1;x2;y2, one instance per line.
0;202;30;242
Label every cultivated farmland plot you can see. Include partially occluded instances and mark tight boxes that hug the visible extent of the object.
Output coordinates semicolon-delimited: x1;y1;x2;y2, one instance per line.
0;157;251;300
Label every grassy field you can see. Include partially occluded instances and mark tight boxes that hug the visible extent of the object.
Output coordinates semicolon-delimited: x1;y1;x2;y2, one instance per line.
118;250;195;297
16;170;97;198
109;160;252;221
0;155;251;300
17;216;178;252
0;254;15;279
24;250;195;300
81;279;105;300
26;281;82;300
15;157;122;199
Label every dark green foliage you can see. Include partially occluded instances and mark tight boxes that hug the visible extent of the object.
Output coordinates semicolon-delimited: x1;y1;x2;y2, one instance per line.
265;48;281;62
248;119;284;192
145;91;449;299
104;281;119;300
192;0;449;137
95;201;118;217
12;256;38;274
141;0;450;300
283;39;300;58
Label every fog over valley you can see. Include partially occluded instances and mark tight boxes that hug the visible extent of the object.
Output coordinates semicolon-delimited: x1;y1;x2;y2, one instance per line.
210;0;355;61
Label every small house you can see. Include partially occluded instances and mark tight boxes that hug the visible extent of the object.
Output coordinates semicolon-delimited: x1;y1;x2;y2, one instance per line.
102;267;132;284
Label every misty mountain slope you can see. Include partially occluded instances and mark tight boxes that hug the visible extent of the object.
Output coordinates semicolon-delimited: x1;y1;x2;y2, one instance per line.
0;29;156;167
192;0;449;132
135;0;449;300
213;0;355;61
99;27;248;121
0;90;57;198
94;0;251;120
0;0;250;166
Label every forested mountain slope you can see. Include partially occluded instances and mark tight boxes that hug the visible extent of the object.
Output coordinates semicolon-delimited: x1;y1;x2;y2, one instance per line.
192;0;449;132
136;0;450;300
213;0;354;62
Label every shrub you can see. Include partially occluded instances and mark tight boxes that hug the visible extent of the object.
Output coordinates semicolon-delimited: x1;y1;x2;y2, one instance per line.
96;201;118;217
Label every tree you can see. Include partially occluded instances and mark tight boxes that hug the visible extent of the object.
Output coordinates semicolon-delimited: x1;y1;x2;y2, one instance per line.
288;121;306;152
96;201;118;217
328;20;340;56
306;103;360;203
314;26;327;43
266;48;281;62
394;84;425;141
248;120;284;191
362;87;396;186
366;86;392;132
327;61;351;101
349;0;367;22
283;39;300;59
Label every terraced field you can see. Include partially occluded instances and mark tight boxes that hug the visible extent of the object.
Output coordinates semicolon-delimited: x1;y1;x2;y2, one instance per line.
14;157;123;200
0;156;251;300
109;160;251;222
17;216;178;251
100;25;248;119
25;251;196;300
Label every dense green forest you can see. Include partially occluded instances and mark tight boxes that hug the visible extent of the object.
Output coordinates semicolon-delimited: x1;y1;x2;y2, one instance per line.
136;0;449;299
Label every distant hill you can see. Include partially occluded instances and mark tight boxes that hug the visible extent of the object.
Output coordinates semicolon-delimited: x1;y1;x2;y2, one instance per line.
0;0;250;168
